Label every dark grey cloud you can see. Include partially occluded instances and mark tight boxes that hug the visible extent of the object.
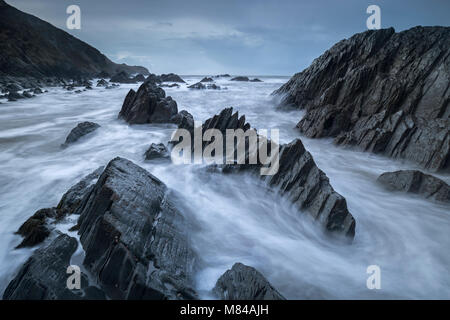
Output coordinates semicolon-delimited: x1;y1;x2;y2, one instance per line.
7;0;450;75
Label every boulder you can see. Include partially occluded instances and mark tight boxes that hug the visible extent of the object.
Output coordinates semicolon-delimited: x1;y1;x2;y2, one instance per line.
160;73;185;83
118;82;179;124
33;87;43;94
377;170;450;203
3;233;106;300
273;27;450;172
230;76;249;81
76;157;198;299
144;143;170;160
62;122;100;147
170;110;194;132
7;91;24;101
15;208;56;249
213;263;285;300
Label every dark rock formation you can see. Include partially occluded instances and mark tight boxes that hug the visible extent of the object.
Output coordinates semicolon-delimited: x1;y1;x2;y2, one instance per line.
96;79;109;87
145;73;163;85
377;170;450;203
250;78;263;82
133;74;146;82
274;27;450;172
7;91;24;101
110;71;136;84
4;233;106;300
170;110;194;132
76;157;197;299
96;71;111;78
145;143;170;160
15;208;56;249
200;77;214;82
0;1;149;79
231;76;250;81
160;73;185;83
14;167;104;248
213;263;285;300
118;82;178;124
214;74;231;78
207;84;221;90
195;108;356;238
188;82;206;90
62;122;100;147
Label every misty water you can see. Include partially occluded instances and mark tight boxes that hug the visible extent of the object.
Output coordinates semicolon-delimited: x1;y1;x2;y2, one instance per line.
0;77;449;299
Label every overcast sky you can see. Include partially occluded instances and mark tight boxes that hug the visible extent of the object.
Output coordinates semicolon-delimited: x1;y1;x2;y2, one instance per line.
8;0;450;75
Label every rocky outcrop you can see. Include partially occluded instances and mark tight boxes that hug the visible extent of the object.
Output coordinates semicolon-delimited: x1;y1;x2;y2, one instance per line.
0;1;149;79
96;79;109;87
133;74;146;82
250;78;263;82
213;263;285;300
192;108;356;238
274;27;450;172
14;167;104;248
170;110;194;132
160;73;185;83
230;76;250;81
62;122;100;147
377;170;450;203
145;143;169;160
76;157;197;299
118;82;178;124
200;77;213;82
4;233;106;300
188;82;206;90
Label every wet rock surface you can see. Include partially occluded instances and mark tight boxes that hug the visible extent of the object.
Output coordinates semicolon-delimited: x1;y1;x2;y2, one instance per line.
377;170;450;203
145;143;170;160
76;157;198;299
213;263;285;300
62;122;100;147
4;233;106;300
274;27;450;172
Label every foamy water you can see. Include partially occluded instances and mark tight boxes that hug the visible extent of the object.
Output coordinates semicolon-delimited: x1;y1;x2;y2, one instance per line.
0;76;448;299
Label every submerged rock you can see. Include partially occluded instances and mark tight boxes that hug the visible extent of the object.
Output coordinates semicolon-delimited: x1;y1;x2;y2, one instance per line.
15;208;56;249
4;233;106;300
200;77;213;82
273;27;450;172
62;121;100;147
144;143;169;160
96;79;109;87
377;170;450;203
77;157;198;299
213;263;285;300
250;78;263;82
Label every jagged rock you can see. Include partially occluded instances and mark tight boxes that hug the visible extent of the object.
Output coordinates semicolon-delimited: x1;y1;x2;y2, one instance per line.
145;73;162;85
195;108;356;238
118;82;178;124
213;263;285;300
160;73;185;83
145;143;169;160
133;74;146;82
15;208;56;249
273;27;450;172
3;233;106;300
62;122;100;147
76;157;198;299
230;76;249;81
377;170;450;203
14;167;104;248
96;79;109;87
170;110;194;132
200;77;213;82
207;84;221;90
110;71;136;84
57;167;104;215
188;82;206;90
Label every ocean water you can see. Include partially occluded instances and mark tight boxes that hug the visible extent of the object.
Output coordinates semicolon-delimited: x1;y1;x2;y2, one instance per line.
0;76;448;299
